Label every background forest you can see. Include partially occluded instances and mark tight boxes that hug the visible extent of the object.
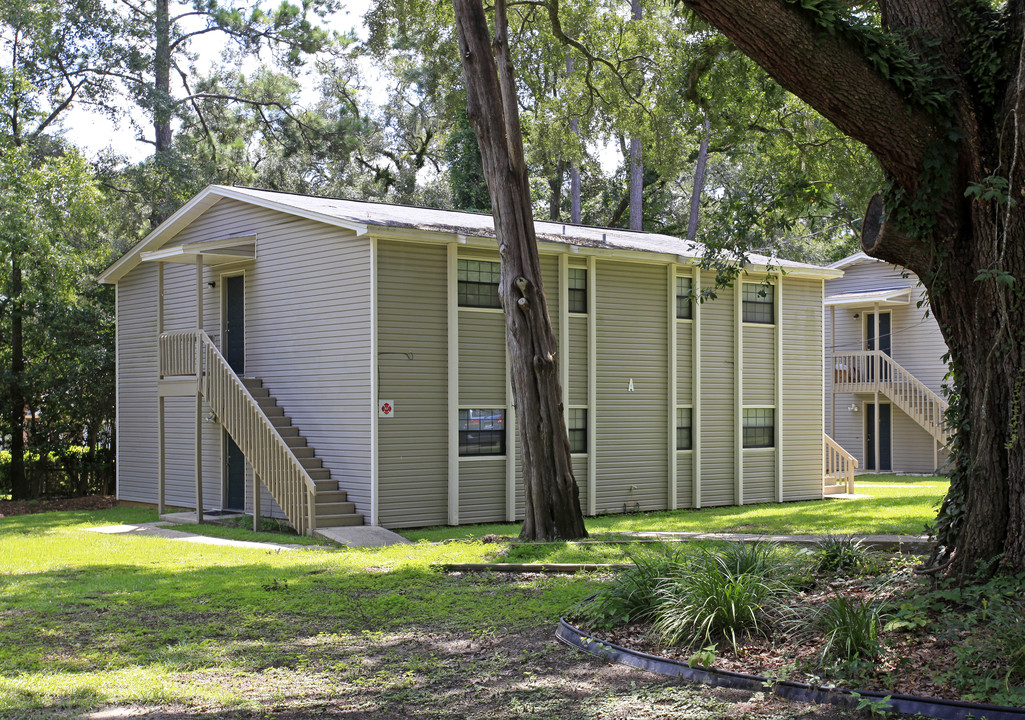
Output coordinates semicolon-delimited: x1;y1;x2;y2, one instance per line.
0;0;881;499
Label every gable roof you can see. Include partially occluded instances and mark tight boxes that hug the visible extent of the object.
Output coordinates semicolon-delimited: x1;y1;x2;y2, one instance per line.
828;251;888;270
99;185;843;283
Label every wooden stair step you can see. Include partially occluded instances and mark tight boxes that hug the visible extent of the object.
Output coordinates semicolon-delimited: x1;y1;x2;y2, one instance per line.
283;436;308;448
316;489;347;503
317;513;364;528
291;447;316;459
307;468;331;481
315;501;356;515
313;478;337;492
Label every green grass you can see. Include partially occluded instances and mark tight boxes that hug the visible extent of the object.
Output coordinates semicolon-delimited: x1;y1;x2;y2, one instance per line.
402;475;948;542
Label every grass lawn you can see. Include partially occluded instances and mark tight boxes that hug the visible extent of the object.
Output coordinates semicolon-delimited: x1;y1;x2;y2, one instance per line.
0;505;862;719
403;474;949;543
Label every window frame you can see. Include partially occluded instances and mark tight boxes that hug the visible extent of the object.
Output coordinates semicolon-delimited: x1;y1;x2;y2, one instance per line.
457;259;502;309
567;267;587;314
676;276;694;320
676;407;693;451
742;407;775;449
458;407;507;456
567;406;588;454
741;282;774;325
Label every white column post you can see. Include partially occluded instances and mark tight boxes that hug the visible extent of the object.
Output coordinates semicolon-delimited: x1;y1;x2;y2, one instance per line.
157;262;165;516
447;243;459;525
586;255;597;516
667;264;678;509
775;277;783;502
873;301;881;473
194;255;204;522
734;280;743;504
692;268;702;508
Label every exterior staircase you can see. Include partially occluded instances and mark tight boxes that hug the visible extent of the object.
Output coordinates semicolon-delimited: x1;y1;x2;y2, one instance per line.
832;350;948;442
241;378;364;529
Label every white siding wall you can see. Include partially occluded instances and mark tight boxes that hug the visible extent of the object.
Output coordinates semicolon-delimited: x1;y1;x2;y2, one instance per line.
825;258;949;473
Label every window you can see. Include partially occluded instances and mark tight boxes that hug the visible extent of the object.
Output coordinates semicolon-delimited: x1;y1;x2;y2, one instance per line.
459;408;506;456
458;259;501;308
742;282;774;324
568;267;587;313
676;407;693;450
743;408;775;448
676;276;693;319
568;408;587;453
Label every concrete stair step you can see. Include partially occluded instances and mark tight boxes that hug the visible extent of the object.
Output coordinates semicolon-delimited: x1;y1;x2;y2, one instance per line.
316;489;348;503
317;513;364;528
315;501;356;515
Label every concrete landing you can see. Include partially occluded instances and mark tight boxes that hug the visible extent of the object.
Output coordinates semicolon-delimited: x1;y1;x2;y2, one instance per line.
315;525;413;548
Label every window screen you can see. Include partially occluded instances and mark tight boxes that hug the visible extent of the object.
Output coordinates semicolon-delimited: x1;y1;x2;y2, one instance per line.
676;407;693;450
458;259;501;308
568;407;587;453
742;283;774;324
742;408;774;448
676;276;693;319
568;268;587;314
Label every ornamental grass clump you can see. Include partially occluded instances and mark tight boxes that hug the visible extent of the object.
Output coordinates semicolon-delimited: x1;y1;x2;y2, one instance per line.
578;544;687;631
813;534;870;574
650;542;795;651
815;595;884;663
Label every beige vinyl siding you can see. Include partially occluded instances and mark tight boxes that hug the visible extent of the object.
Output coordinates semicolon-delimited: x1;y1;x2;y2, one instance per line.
743;451;776;504
698;273;735;506
828;391;864;465
571;454;589;514
676;320;693;406
567;317;588;406
115;264;159;504
891;285;948;390
676;451;693;507
781;277;825;501
459;311;506;404
459;459;506;523
742;326;775;406
891;406;947;473
594;261;668;513
377;241;449;528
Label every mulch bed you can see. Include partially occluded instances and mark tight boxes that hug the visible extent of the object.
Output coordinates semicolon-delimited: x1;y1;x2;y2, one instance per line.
573;567;1015;705
0;495;119;519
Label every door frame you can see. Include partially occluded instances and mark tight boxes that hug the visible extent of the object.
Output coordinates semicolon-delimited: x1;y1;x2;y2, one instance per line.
863;400;893;471
862;309;893;356
219;269;247;510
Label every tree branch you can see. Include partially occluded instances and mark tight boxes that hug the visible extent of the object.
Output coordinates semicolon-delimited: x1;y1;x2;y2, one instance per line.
678;0;937;193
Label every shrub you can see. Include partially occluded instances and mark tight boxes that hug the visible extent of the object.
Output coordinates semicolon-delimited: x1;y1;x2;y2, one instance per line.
813;534;869;573
577;544;686;631
650;542;793;651
814;595;884;663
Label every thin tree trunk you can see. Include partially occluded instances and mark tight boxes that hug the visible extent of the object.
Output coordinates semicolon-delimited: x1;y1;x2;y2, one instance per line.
151;0;173;227
8;254;28;500
452;0;587;541
567;56;581;224
548;160;566;221
628;0;643;231
687;116;711;243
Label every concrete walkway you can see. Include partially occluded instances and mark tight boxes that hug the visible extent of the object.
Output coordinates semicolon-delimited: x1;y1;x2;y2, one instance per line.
86;516;413;550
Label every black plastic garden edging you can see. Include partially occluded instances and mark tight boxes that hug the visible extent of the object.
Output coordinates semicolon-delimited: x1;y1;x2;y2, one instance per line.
556;619;1025;720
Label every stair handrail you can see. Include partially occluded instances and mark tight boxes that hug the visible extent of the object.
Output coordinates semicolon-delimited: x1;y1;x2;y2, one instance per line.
824;434;858;494
831;350;948;442
196;331;317;535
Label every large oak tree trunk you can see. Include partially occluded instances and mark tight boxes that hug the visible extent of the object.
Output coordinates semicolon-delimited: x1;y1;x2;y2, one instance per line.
681;0;1025;578
452;0;587;541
